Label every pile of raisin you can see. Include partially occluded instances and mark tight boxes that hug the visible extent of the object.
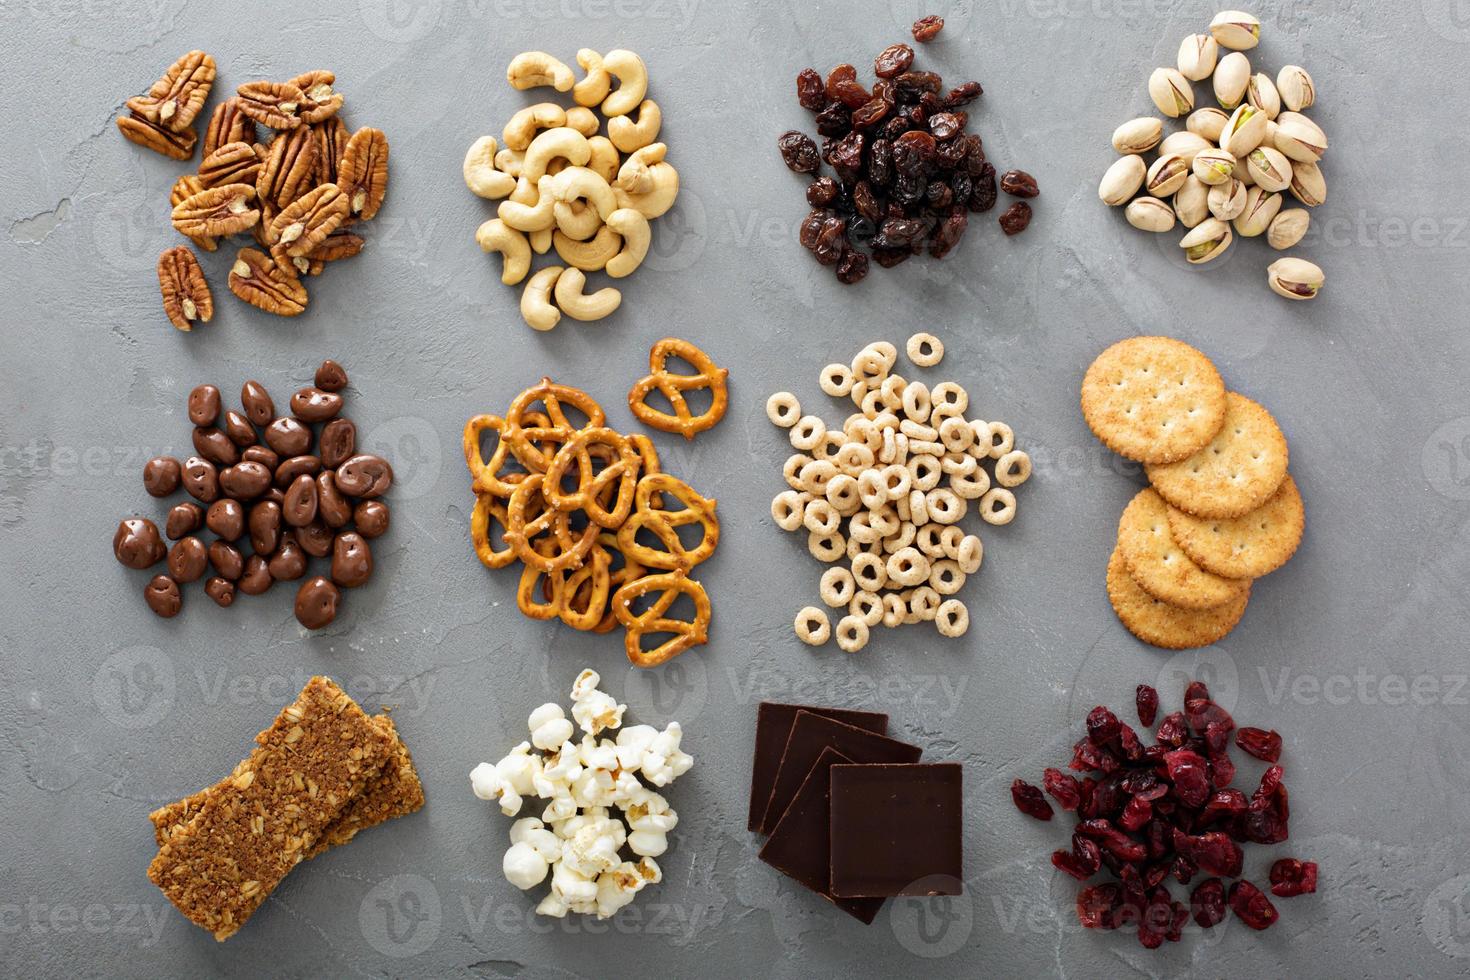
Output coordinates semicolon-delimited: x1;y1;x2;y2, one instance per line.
1010;681;1317;948
778;17;1037;285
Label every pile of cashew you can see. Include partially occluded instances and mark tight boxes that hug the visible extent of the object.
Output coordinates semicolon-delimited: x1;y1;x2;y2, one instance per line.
464;49;678;331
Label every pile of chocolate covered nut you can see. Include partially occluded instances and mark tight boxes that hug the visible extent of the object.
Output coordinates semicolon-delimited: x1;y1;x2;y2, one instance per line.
1098;10;1327;300
464;49;674;331
112;361;393;629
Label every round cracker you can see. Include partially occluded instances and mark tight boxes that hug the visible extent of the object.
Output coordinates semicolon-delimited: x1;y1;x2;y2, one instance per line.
1145;392;1289;519
1117;487;1250;609
1166;473;1304;579
1106;546;1249;650
1081;336;1228;464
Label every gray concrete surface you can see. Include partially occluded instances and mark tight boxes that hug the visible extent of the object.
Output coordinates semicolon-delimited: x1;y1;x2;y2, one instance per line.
3;0;1470;976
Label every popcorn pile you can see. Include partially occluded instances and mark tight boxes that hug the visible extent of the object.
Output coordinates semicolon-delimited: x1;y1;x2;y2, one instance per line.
470;669;693;919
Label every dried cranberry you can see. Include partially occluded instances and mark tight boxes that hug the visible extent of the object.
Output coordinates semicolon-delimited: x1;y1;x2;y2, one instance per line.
911;14;944;42
1136;685;1160;727
1121;771;1166;800
806;176;839;207
1269;859;1318;897
1228;879;1279;930
1164;749;1211;807
796;68;827;111
1203;721;1232;755
1043;768;1083;811
1011;779;1054;821
1053;834;1102;881
1172;829;1243;878
1069;737;1120;774
1171;854;1197;885
1250;765;1285;810
1184;680;1211;702
1235;727;1283;762
968;162;997;212
1208;751;1236;788
777;131;821;174
834;248;868;284
1120;796;1152;831
1186;697;1234;734
1086;706;1122;746
1078;819;1147;862
944;81;983;107
999;169;1040;197
1200;787;1249;824
1156;712;1188;747
814;102;852;137
873;43;915;79
928;111;963;141
1191;878;1227;928
1076;884;1122;930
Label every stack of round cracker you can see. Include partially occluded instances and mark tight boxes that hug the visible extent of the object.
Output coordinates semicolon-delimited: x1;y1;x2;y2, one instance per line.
1081;336;1304;649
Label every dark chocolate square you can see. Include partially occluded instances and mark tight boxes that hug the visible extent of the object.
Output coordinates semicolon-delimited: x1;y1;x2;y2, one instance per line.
748;702;888;834
759;711;921;835
829;763;964;898
758;747;884;924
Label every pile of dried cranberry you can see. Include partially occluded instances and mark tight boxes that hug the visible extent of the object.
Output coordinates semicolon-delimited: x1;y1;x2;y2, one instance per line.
1011;681;1317;948
777;15;1037;285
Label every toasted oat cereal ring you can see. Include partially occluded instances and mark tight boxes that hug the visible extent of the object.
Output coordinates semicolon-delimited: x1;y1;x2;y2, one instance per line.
1165;473;1304;579
847;509;880;544
866;340;898;368
907;488;929;525
950;464;990;500
794;606;831;645
979;487;1016;525
867;504;901;538
966;420;993;458
835;614;870;652
985;421;1015;459
886;547;930;587
860;388;885;418
812;429;847;462
1081;336;1228;465
879;463;911;500
938;415;974;454
803;498;841;536
995;449;1032;488
847;533;880;561
820;566;856;607
1117;488;1252;610
789;415;827;451
929;559;965;596
879;375;907;411
929;382;967;417
851;349;889;384
819;363;855;397
771;489;808;532
883;521;916;554
798;459;838;496
880;592;907;628
916;524;947;558
900;419;937;443
926;487;965;525
808;529;845;563
849;590;883;627
909;585;942;621
826;474;861;514
470;493;517;569
901;381;932;422
935;598;969;637
1145;392;1289;520
628;337;729;439
848;380;871;408
766;392;802;427
906;332;944;367
942;452;978;478
1106;546;1249;650
955;533;984;574
784;453;812;490
851;552;888;592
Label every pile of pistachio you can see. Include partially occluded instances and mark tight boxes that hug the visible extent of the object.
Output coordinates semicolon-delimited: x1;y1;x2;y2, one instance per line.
1098;10;1326;301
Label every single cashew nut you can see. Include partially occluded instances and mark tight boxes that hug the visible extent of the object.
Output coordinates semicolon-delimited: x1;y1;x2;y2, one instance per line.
564;106;600;138
475;218;531;285
608;100;662;153
503;103;567;151
522;127;591;182
554;199;603;241
520;265;564;331
495;148;525;179
550;166;617;220
498;176;556;232
508;176;538;205
553;267;621;321
616;142;667;194
573;49;611;108
554;224;622;271
614;162;679;219
464;135;516;199
507;51;574;92
600;49;649;117
586;136;620;184
529;226;552;254
604;208;650;278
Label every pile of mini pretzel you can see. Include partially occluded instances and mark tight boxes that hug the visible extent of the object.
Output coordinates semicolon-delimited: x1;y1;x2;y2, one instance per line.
463;341;727;667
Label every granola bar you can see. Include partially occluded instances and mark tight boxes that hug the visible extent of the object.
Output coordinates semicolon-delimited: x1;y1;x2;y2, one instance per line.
151;715;424;857
147;676;397;940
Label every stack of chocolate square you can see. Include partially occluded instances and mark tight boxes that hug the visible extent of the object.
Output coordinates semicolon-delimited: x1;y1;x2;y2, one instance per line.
748;702;964;924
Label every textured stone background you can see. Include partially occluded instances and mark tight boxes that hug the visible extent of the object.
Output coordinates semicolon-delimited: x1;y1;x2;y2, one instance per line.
3;0;1470;976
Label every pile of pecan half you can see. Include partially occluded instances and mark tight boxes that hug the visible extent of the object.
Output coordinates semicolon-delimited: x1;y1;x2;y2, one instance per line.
118;51;389;327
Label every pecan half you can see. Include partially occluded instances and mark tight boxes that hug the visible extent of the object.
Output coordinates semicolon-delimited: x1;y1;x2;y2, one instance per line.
170;175;218;252
256;128;319;208
172;183;260;238
199;141;262;189
229;248;308;316
236;80;308;130
157;247;213;331
269;183;350;257
127;50;216;133
290;70;344;124
117;112;197;160
312;117;350;186
203;98;257;158
338;127;389;220
309;230;365;263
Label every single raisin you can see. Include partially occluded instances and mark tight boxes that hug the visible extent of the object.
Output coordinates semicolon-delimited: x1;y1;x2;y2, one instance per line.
963;135;987;175
949;171;973;204
828;131;866;180
866;138;894;186
925;180;953;209
777;131;821;174
969;162;998;212
892;130;937;177
871;247;911;268
825;64;857;100
796;68;827;111
1227;880;1280;930
798;209;831;250
1235;727;1283;762
892;173;927;206
813;217;847;265
944;81;983;107
912;14;944;42
834;248;869;284
806;177;839;207
934;137;969;170
928;205;966;257
874;43;915;79
1000;169;1040;197
928;111;963;141
895;70;942;95
1136;685;1160;727
1268;859;1318;897
851;180;881;222
1011;779;1054;821
814;102;852;137
851;97;891;129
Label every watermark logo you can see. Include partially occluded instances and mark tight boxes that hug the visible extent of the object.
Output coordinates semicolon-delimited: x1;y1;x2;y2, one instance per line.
93;646;174;729
1425;874;1470;957
890;878;973;958
1155;646;1238;713
358;0;444;42
91;194;164;275
1423;417;1470;500
622;654;709;724
361;415;443;501
643;188;707;273
1423;0;1470;43
360;874;442;957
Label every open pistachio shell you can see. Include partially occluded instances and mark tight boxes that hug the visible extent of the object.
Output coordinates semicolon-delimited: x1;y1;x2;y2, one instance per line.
1267;257;1323;300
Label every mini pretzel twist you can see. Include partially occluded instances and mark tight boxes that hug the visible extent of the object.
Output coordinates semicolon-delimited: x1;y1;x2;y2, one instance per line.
470;492;518;569
616;473;719;571
627;337;729;438
503;473;600;572
503;377;607;471
613;569;711;668
543;426;642;528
